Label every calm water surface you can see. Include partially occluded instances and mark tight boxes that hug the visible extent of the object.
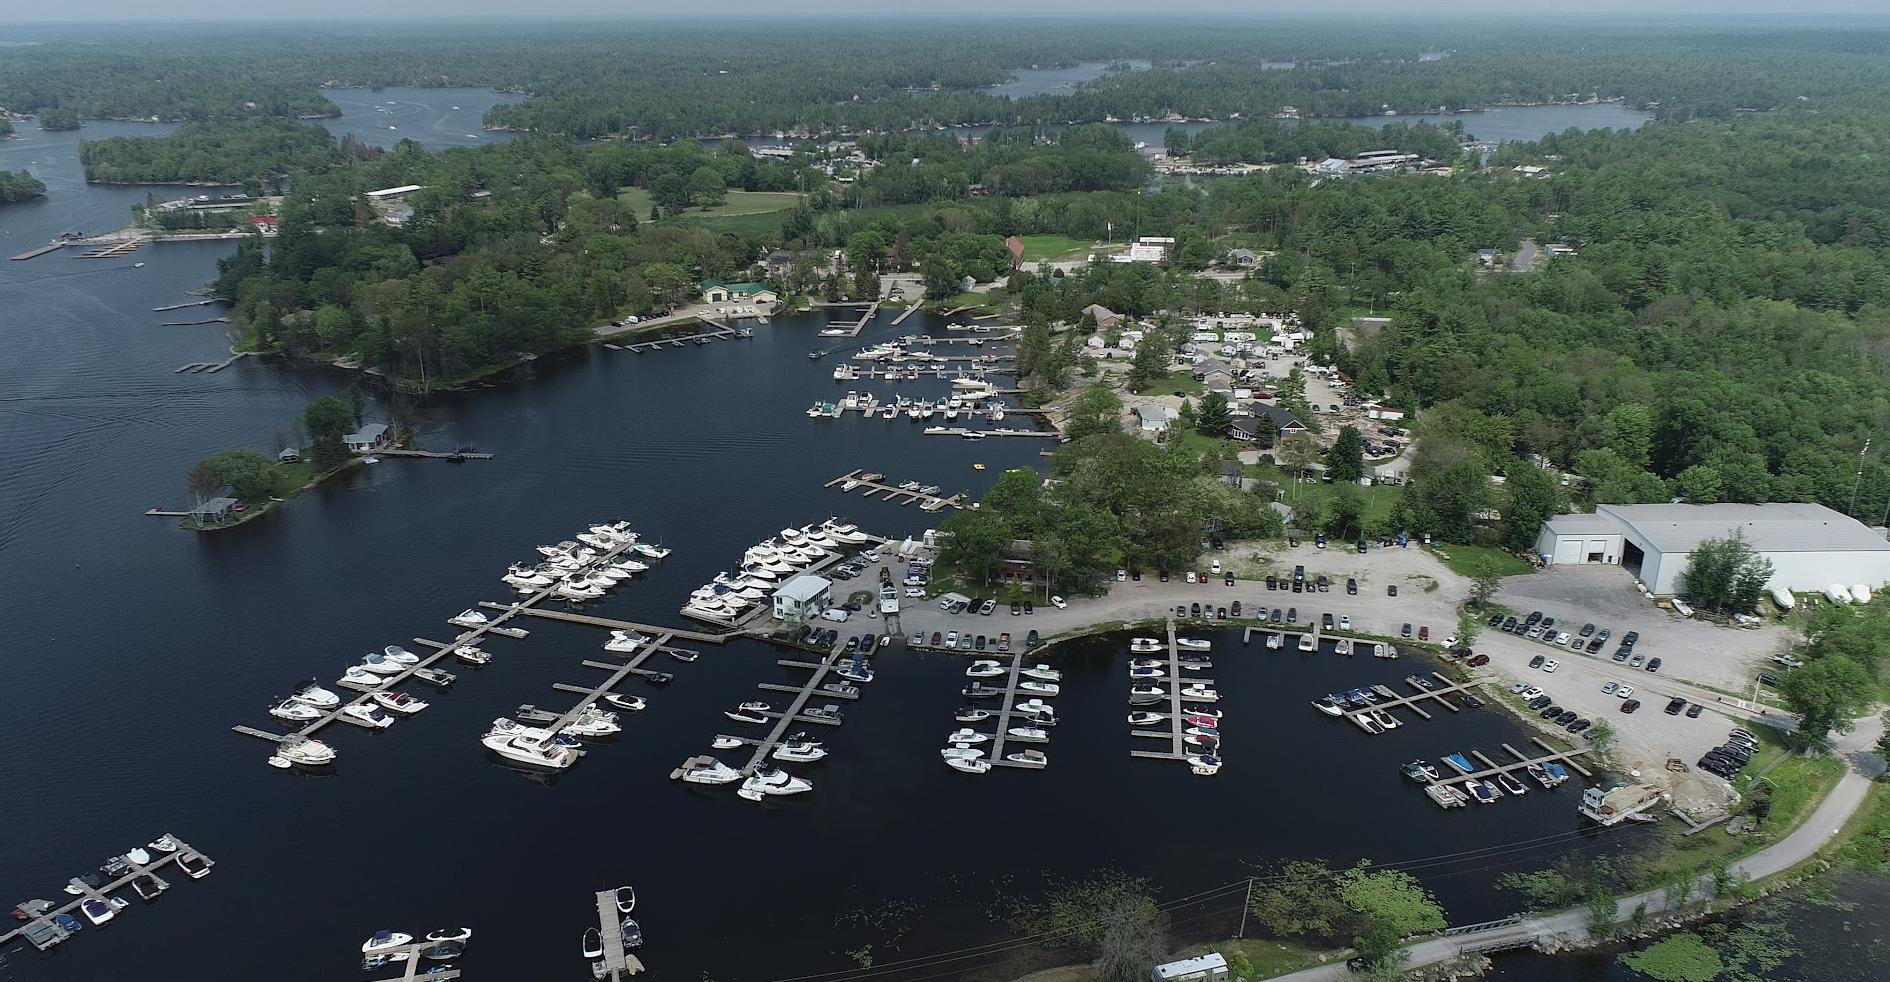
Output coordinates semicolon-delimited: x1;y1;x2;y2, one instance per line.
0;88;1770;982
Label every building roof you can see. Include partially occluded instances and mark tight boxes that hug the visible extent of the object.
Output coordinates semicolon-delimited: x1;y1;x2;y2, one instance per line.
1598;502;1890;555
775;574;832;603
1543;511;1621;536
1005;234;1025;259
1135;405;1173;424
1248;403;1305;431
701;280;774;295
1217;460;1245;478
191;496;239;515
365;185;423;198
1153;953;1228;980
344;422;389;444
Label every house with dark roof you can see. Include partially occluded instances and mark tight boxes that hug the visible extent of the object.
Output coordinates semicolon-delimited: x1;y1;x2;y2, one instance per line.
762;249;796;274
1083;304;1125;331
1233;404;1306;443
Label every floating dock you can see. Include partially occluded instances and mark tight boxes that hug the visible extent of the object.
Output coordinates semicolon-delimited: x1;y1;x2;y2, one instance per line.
819;301;880;338
10;242;66;261
738;649;850;773
621;319;735;352
825;470;966;510
0;834;213;952
1128;619;1199;764
1428;738;1594;789
171;351;253;374
1322;671;1487;724
78;239;145;259
152;299;220;312
969;650;1050;770
375;448;497;461
594;889;646;978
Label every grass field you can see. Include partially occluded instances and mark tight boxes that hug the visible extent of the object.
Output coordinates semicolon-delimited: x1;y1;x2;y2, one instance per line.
1242;461;1403;529
615;188;801;234
1430;543;1535;579
1018;234;1096;262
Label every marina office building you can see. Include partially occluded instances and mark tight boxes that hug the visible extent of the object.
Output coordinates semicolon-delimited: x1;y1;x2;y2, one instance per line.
1535;502;1890;595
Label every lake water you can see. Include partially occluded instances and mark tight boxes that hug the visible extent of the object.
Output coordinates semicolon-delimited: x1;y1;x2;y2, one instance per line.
982;62;1150;98
0;86;1808;982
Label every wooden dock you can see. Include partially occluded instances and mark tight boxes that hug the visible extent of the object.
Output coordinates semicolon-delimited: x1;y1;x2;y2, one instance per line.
1324;672;1488;725
492;604;733;644
825;470;966;510
975;650;1049;770
171;351;253;374
920;426;1057;439
823;301;881;337
1129;619;1191;762
621;319;735;352
78;239;145;259
547;632;673;734
594;889;646;978
152;298;220;312
1430;738;1594;789
737;646;848;773
890;303;923;326
375;448;497;461
10;241;67;261
0;834;212;952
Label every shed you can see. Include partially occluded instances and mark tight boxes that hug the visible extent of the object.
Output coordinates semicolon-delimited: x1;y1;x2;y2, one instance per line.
1134;405;1173;434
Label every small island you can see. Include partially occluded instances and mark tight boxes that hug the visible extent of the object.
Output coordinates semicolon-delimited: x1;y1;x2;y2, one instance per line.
178;393;392;530
0;168;46;204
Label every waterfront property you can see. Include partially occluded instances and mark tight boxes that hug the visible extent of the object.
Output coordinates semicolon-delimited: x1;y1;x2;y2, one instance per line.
699;280;779;307
188;496;238;524
344;422;391;454
773;574;832;620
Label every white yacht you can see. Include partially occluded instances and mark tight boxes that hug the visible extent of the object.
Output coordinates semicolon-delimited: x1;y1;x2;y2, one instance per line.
945;756;991;774
557;582;606;601
1015;698;1055;716
680;759;742;784
381;645;421;665
562;713;621;738
449;609;489;628
147;835;179;854
1180;685;1220;702
279;738;337;766
940;743;985;760
725;702;771;724
270;699;322;722
1005;749;1047;766
611;558;649;574
481;730;581;769
362;931;414;955
504;566;552;586
454;645;491;665
1266;633;1282;650
820;521;870;545
965;660;1007;678
1175;638;1211;651
290;679;340;708
1007;725;1048;740
773;737;829;763
343;703;396;729
710;735;745;749
1021;664;1062;682
1187;754;1222;776
1017;680;1059;696
603;693;647;712
341;666;392;687
358;654;406;675
1127;711;1171;725
596;565;634;582
605;630;648;653
738;768;812;800
373;692;429;714
1129;638;1162;652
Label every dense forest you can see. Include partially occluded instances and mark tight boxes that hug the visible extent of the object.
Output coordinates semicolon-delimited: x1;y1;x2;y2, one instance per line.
848;125;1153;205
0;169;47;203
78;120;372;188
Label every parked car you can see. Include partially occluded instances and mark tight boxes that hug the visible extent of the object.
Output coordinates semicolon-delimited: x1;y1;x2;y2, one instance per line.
1116;569;1127;581
1387;585;1398;597
980;599;996;616
1621;699;1641;714
1585;637;1606;654
1010;601;1022;615
1026;630;1040;648
1346;578;1358;595
1023;601;1034;614
1567;719;1592;734
1467;654;1490;667
1185;571;1197;584
1685;703;1704;718
1529;654;1546;669
945;631;958;648
1339;615;1352;630
1543;660;1560;673
1629;653;1645;668
1051;596;1067;609
1400;623;1413;638
1287;607;1299;623
1417;625;1429;641
1266;574;1278;590
1579;622;1596;637
1158;570;1170;582
1231;601;1243;617
1612;649;1630;662
1664;697;1687;715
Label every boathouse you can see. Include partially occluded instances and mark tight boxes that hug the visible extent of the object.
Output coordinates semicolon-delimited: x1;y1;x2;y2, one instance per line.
773;574;832;621
343;423;390;454
189;496;238;525
699;280;780;306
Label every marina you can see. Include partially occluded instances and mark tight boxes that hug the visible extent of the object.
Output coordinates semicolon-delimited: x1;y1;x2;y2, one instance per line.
0;834;213;953
619;319;737;352
591;888;645;978
1314;670;1489;724
825;470;968;510
1126;620;1220;772
1421;738;1595;790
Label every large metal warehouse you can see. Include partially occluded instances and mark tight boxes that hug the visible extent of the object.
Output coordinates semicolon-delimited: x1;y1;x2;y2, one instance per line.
1535;502;1890;595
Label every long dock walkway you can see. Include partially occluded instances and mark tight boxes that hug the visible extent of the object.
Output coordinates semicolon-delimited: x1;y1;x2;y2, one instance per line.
487;604;732;644
1130;620;1191;762
10;241;66;261
622;318;734;352
594;889;646;978
825;301;881;337
979;651;1048;769
737;649;847;773
825;470;966;510
1332;672;1487;723
549;632;674;734
1430;738;1594;788
0;835;213;952
375;448;496;461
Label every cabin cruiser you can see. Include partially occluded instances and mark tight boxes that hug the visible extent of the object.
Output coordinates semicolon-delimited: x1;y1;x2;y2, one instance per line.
710;734;745;749
1496;773;1529;796
596;564;635;581
1175;638;1211;651
359;654;406;675
944;756;991;774
1007;725;1048;740
290;679;340;708
557;580;606;601
605;631;648;653
944;728;990;744
820;521;870;545
1350;712;1384;735
340;666;391;688
1129;667;1164;680
603;693;647;712
373;692;428;715
343;703;396;728
362;930;414;955
963;683;1004;699
1187;753;1222;776
940;743;986;761
1368;708;1399;730
1426;784;1469;808
725;702;771;724
633;543;672;560
1015;698;1055;717
1017;680;1059;696
454;645;491;665
147;835;178;854
1021;664;1061;682
774;734;828;762
1129;685;1167;699
1313;695;1346;716
681;759;743;784
1127;711;1170;726
482;729;581;769
738;768;812;800
965;660;1007;678
836;660;875;683
449;609;489;628
271;698;322;722
1129;657;1164;669
1129;638;1163;653
1464;779;1499;804
277;738;336;766
1179;685;1219;702
562;711;622;738
610;557;649;574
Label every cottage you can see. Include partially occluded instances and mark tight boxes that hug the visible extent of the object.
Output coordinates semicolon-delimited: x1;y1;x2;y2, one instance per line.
1225;248;1260;268
772;574;833;621
1134;405;1173;434
277;447;301;463
1233;404;1306;444
1476;249;1503;267
762;249;796;274
343;423;390;454
1082;304;1125;331
1005;235;1025;268
189;496;239;525
1152;953;1229;982
699;280;781;307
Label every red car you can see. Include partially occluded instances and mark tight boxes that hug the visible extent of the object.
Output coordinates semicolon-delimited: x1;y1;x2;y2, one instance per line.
1417;625;1429;641
1466;654;1490;667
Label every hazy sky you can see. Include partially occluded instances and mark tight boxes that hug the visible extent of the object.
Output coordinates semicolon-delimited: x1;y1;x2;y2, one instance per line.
3;3;1886;24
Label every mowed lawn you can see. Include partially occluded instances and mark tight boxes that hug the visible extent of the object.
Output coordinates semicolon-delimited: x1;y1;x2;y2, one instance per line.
615;188;802;228
1018;234;1096;261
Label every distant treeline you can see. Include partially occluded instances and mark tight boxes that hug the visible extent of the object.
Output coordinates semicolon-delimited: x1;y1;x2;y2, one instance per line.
79;121;375;189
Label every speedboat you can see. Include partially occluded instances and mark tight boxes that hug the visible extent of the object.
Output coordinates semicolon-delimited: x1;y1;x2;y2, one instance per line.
1496;772;1529;796
603;693;647;712
1017;680;1059;695
278;738;336;766
963;683;1004;699
1368;708;1399;730
725;702;770;724
1313;695;1346;716
124;847;151;866
1350;713;1383;735
1443;753;1476;775
1129;667;1165;680
1465;779;1499;804
449;609;489;628
1127;711;1170;726
1129;638;1163;652
1335;639;1354;656
176;852;210;879
1183;712;1220;727
362;930;414;954
1183;707;1222;721
1129;684;1167;699
940;743;986;760
1175;638;1211;651
681;759;742;784
945;728;990;744
1426;784;1469;808
1403;760;1443;783
381;645;420;665
836;661;875;683
426;928;473;943
1007;725;1048;740
621;917;643;948
358;654;406;675
1129;658;1164;669
1297;634;1316;652
482;731;581;769
944;756;991;774
1265;634;1282;650
289;679;340;708
819;681;859;698
616;887;636;914
611;558;649;574
1179;685;1219;702
738;768;812;800
955;707;992;722
711;735;745;750
373;692;429;714
965;660;1006;678
454;645;491;665
1187;754;1222;776
562;713;622;738
774;737;828;762
343;703;396;728
132;875;164;901
1005;749;1048;766
147;835;178;854
81;898;114;926
271;698;322;722
582;928;604;960
1178;656;1212;670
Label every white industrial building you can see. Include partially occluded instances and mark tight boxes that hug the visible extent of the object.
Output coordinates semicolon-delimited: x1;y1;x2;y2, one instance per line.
1535;502;1890;596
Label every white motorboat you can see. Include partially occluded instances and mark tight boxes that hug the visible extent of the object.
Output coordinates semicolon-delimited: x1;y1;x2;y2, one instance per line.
1175;638;1211;651
449;609;489;628
1369;709;1399;730
1129;657;1164;669
1187;754;1222;776
582;927;604;959
381;645;420;664
605;630;649;653
562;714;621;738
740;564;779;581
1127;711;1170;725
506;565;552;585
611;559;649;574
774;738;828;763
557;582;606;601
279;738;336;765
820;522;869;545
81;898;115;926
1017;680;1059;696
124;847;152;866
1129;685;1167;698
363;931;414;955
965;660;1006;678
1021;664;1062;681
482;731;581;769
147;835;178;854
596;565;634;581
1015;698;1055;716
1351;712;1383;734
1313;695;1346;716
738;768;812;800
454;645;491;665
945;756;991;774
503;573;548;590
270;699;322;722
710;735;745;750
603;693;647;712
1335;639;1354;656
1180;685;1219;702
940;743;986;760
1007;725;1048;740
955;707;992;722
576;533;616;550
725;702;771;724
343;703;395;729
1129;638;1162;652
358;654;406;675
373;692;429;715
680;759;742;784
340;666;391;687
427;927;474;944
632;543;671;560
1005;749;1047;766
1129;667;1165;680
290;679;340;708
945;727;990;744
1297;634;1316;652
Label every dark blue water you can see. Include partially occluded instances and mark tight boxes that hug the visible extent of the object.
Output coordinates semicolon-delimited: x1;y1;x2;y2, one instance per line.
1;88;1664;982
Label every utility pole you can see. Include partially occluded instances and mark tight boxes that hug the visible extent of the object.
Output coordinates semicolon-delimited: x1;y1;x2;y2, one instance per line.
1237;877;1254;938
1849;437;1870;517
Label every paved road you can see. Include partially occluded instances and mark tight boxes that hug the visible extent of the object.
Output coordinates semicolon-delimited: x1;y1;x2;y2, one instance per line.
1264;714;1885;980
